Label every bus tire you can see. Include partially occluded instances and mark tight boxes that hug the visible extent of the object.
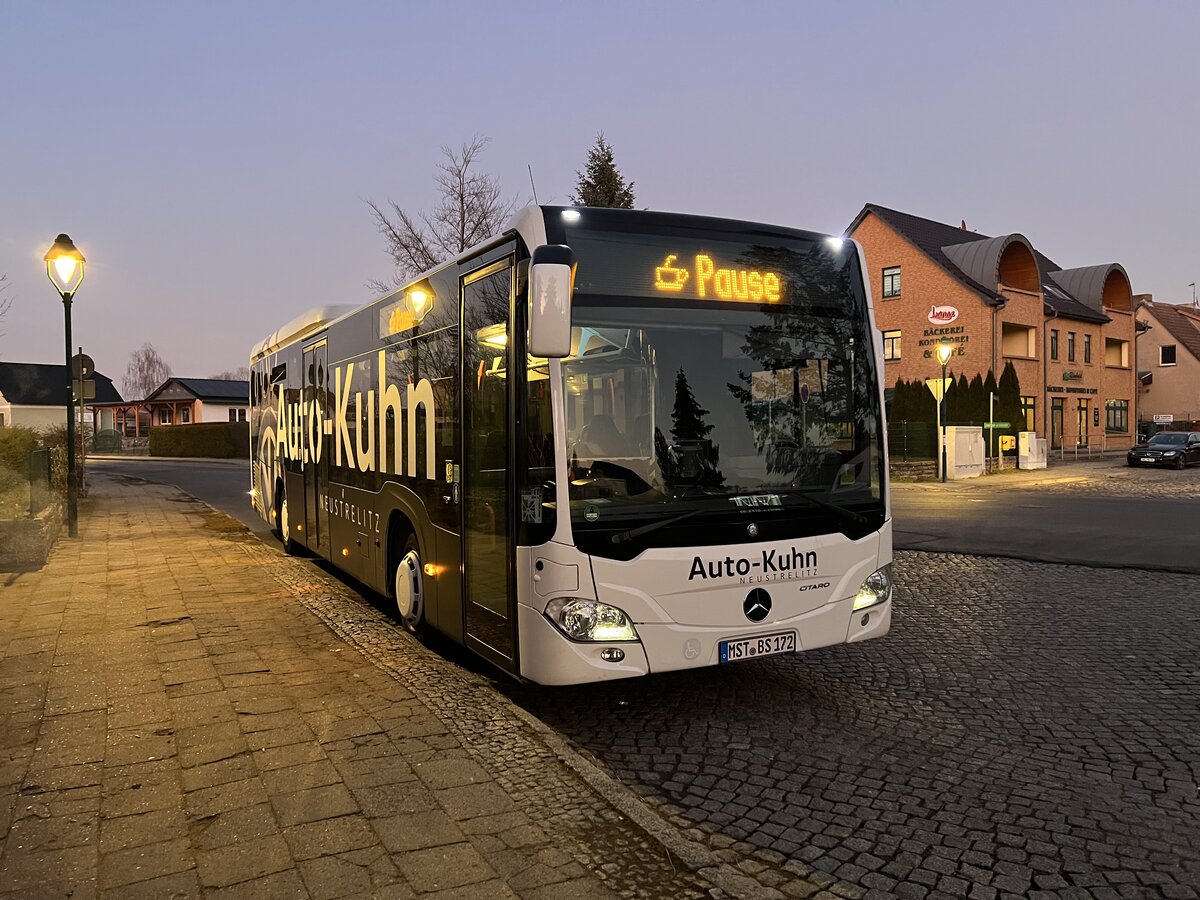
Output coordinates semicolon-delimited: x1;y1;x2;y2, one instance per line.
276;484;302;556
393;534;425;633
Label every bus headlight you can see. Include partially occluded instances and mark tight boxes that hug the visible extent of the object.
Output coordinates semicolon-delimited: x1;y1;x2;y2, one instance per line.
853;565;893;611
545;598;639;642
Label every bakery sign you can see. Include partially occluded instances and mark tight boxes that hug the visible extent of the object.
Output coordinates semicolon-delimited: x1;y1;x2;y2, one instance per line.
927;305;959;324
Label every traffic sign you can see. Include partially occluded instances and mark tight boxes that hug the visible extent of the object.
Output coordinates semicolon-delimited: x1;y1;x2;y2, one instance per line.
71;353;94;380
982;422;1011;429
1153;414;1174;424
924;377;951;401
72;379;96;401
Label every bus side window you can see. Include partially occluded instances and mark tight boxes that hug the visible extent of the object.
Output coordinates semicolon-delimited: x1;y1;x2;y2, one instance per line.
520;358;555;544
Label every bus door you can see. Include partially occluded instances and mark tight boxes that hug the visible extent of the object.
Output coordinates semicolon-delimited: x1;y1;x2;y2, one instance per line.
303;340;329;555
460;260;517;671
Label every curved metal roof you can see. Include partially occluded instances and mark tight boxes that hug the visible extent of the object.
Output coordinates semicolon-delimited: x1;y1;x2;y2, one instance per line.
1049;264;1131;313
941;233;1039;291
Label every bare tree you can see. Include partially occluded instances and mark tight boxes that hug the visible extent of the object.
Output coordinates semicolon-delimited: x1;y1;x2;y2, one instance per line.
366;135;517;292
209;366;249;381
123;342;172;399
0;274;13;358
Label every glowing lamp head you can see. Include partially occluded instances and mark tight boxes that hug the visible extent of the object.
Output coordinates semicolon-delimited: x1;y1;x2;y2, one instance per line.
404;281;434;323
44;233;86;297
561;209;581;222
936;342;953;366
825;237;845;251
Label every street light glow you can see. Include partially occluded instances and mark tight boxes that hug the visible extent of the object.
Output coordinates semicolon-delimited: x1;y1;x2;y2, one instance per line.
936;341;953;365
44;233;86;297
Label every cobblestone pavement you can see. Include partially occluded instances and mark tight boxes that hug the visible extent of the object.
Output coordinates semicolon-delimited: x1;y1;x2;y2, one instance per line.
508;553;1200;900
972;456;1200;500
0;477;726;899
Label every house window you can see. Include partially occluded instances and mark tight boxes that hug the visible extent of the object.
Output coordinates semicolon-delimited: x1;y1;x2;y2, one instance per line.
1105;400;1129;434
1050;329;1059;360
1083;334;1092;364
159;409;170;425
882;330;901;361
229;409;237;422
881;266;901;299
1067;332;1076;363
1020;396;1036;432
0;412;6;427
1160;344;1177;365
229;409;246;423
181;408;191;424
239;409;247;422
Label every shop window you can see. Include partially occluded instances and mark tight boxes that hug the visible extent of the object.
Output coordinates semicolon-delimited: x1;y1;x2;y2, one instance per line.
1020;396;1036;432
1083;334;1092;364
882;330;901;361
1105;400;1128;434
1160;344;1177;366
1050;329;1059;361
1067;332;1076;363
881;267;901;299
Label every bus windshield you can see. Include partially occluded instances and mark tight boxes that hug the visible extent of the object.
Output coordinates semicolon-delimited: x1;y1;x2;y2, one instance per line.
558;230;885;558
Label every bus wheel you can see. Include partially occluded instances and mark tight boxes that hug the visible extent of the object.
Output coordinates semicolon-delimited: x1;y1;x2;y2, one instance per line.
277;487;301;555
394;535;425;632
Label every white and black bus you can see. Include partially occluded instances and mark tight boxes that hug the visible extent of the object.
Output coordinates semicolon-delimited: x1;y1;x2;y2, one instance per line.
250;206;892;685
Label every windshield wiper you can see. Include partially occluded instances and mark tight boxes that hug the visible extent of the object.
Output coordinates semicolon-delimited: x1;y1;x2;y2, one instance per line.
610;508;705;545
785;489;871;528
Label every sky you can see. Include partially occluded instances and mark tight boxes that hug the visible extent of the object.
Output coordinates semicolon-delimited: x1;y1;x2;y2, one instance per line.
2;0;1198;388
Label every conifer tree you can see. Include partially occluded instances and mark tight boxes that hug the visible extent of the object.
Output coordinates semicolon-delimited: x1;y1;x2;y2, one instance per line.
671;368;712;441
968;373;986;425
571;134;636;208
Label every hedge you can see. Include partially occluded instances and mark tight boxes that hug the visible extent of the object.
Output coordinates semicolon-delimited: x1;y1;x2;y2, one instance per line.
149;423;250;459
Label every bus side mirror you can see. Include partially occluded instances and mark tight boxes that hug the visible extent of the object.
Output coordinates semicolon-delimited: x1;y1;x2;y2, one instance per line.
529;244;575;358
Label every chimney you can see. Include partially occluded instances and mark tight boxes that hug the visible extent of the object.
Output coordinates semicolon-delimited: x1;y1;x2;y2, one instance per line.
1133;293;1153;308
961;219;968;230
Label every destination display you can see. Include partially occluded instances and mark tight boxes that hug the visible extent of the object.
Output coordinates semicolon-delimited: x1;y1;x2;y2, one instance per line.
561;229;826;304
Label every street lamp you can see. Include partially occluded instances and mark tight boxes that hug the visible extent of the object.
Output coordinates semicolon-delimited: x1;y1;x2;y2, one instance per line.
936;341;953;483
44;233;86;537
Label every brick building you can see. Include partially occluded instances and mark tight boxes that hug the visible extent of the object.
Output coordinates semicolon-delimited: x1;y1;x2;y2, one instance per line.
848;205;1138;451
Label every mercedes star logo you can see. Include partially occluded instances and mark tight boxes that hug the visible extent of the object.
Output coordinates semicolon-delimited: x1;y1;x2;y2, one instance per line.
743;588;772;623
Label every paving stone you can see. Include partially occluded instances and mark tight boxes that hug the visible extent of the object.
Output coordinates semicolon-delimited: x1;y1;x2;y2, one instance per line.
399;841;499;892
283;814;379;860
195;832;294;888
373;809;464;853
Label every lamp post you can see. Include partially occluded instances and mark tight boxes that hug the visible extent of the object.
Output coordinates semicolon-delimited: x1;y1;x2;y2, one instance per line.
44;234;86;537
936;341;953;483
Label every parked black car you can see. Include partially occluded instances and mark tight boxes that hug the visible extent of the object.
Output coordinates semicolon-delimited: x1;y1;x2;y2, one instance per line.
1127;431;1200;469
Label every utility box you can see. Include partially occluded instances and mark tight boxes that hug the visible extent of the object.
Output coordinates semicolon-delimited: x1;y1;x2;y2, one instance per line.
1018;432;1047;469
945;426;984;479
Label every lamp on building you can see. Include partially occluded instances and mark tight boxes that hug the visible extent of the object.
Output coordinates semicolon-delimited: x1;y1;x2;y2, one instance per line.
936;341;954;483
44;234;86;537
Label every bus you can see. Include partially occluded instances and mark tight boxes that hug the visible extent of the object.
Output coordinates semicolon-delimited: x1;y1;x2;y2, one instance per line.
249;206;892;685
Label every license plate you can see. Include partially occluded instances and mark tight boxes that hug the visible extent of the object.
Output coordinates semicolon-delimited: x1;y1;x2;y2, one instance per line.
719;631;796;664
1139;458;1157;464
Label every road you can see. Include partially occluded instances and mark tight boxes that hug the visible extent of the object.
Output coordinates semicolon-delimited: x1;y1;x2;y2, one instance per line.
891;458;1200;573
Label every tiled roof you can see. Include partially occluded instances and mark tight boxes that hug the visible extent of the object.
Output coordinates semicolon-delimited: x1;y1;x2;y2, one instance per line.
849;204;1109;324
1147;302;1200;364
0;361;122;406
171;378;249;403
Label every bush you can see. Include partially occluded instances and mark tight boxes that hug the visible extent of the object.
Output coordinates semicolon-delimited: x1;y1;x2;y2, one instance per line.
0;426;39;476
150;423;249;459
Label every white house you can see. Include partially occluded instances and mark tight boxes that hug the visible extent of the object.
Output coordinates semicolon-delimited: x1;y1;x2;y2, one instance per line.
0;361;123;430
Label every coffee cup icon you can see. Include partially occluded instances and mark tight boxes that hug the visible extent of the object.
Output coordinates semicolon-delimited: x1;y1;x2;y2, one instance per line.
654;255;689;292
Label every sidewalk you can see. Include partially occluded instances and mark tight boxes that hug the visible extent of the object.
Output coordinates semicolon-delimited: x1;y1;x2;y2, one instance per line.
0;478;733;899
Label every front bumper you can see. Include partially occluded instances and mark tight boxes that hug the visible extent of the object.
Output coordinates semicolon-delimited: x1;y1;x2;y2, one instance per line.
516;594;891;686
